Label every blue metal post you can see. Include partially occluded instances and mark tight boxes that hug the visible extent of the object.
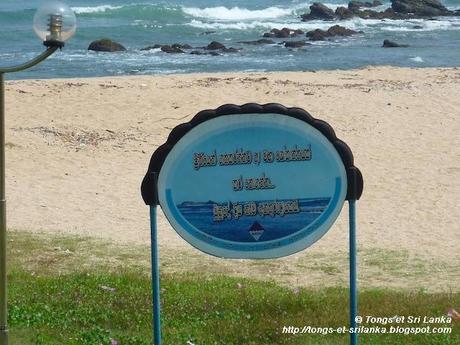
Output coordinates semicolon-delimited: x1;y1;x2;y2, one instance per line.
150;205;162;345
349;200;358;345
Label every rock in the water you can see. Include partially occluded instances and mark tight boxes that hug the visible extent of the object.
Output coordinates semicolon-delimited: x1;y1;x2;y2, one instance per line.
301;2;336;21
238;39;275;45
200;31;216;35
391;0;450;16
140;44;162;51
141;43;191;52
349;1;382;11
327;25;359;36
284;40;309;48
221;47;240;53
306;29;329;41
263;28;304;38
413;25;424;29
335;6;354;19
161;45;185;54
206;41;226;50
382;39;409;47
191;50;220;56
88;39;126;52
307;25;360;41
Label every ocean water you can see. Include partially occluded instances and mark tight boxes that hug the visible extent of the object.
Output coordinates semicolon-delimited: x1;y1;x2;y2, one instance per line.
177;197;330;242
1;0;459;79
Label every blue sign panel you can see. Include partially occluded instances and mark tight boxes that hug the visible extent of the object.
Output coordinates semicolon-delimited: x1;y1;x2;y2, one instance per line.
156;113;347;259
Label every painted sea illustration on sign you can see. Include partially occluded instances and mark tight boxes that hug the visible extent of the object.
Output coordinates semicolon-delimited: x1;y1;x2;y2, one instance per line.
142;104;363;259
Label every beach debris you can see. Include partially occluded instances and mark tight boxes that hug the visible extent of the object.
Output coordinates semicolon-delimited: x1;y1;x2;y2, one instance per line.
307;25;360;41
382;39;409;48
263;28;304;38
238;39;275;45
88;39;126;52
447;308;460;321
100;285;116;293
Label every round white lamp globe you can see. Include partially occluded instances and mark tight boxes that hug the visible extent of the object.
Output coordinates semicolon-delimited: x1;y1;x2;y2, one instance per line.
33;1;76;47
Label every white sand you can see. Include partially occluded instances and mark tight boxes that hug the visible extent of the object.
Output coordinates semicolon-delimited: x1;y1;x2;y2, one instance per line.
4;67;460;289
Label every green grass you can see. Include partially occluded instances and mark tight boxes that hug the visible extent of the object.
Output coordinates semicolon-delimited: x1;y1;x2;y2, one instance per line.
5;231;460;344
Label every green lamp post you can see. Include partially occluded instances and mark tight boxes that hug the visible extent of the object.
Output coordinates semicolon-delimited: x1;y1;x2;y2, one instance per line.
0;2;76;344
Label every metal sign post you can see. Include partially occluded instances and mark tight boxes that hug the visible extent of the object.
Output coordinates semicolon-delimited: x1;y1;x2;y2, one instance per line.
142;103;363;345
150;205;162;345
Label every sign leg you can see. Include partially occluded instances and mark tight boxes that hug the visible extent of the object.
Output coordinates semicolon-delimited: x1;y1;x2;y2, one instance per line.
349;200;358;345
150;206;161;345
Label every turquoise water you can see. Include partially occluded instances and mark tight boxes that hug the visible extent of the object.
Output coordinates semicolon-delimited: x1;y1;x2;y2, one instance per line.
1;0;459;79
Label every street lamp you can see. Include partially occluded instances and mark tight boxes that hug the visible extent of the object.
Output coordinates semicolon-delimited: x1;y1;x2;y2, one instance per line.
0;2;76;344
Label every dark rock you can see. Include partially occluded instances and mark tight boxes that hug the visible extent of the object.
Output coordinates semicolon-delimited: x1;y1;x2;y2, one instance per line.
221;47;240;53
141;43;191;52
206;41;226;50
382;39;409;47
307;25;360;41
88;39;126;52
349;1;382;11
412;25;424;29
336;6;354;19
391;0;450;17
161;45;185;54
200;31;216;35
327;25;359;36
238;39;275;45
262;28;304;38
306;29;329;41
191;50;220;56
284;40;308;48
140;44;162;51
172;43;192;50
301;2;336;21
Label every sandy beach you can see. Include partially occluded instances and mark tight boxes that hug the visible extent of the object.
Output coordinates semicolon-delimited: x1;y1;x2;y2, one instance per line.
4;66;460;290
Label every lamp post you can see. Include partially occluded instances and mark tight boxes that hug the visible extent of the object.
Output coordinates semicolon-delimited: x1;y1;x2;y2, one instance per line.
0;2;76;344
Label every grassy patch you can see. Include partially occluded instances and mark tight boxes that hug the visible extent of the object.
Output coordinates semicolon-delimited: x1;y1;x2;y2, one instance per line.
5;231;460;344
8;272;460;345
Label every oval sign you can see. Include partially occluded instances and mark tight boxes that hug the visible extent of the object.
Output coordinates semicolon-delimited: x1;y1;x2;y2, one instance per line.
156;112;347;259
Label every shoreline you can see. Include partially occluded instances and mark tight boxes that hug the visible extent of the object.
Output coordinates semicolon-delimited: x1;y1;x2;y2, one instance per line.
5;65;460;82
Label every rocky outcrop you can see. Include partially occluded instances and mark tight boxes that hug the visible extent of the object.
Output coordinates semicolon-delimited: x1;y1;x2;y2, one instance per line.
206;41;226;50
382;39;409;47
204;41;239;53
301;0;455;21
263;28;304;38
238;39;275;45
335;7;354;19
190;50;220;56
141;43;192;53
307;25;360;41
88;39;126;52
284;40;309;48
349;1;382;11
301;3;336;21
391;0;450;16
